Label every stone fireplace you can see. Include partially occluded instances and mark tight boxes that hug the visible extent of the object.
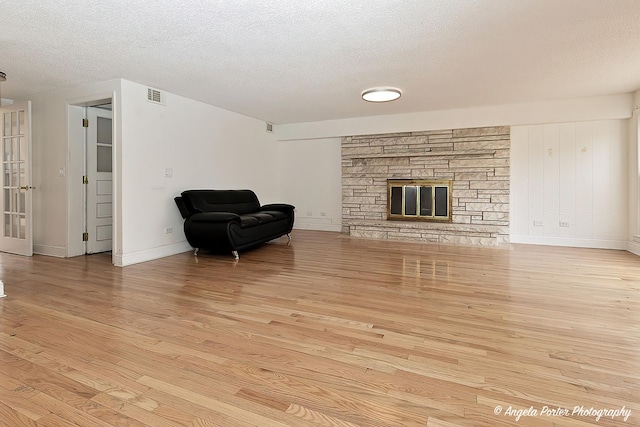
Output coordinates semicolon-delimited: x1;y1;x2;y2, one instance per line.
341;126;510;246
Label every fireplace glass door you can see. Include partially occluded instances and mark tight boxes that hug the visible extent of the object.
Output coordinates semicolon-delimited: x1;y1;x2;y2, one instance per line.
387;179;452;222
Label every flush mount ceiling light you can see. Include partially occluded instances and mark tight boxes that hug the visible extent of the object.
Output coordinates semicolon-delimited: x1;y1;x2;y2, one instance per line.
362;87;401;102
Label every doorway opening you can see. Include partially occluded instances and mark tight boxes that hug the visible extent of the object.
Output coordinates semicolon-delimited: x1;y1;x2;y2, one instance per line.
67;93;117;262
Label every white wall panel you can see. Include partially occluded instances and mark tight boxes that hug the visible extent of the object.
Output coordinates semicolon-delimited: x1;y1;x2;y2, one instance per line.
607;121;627;241
558;123;576;238
511;120;627;249
592;121;611;240
509;126;529;236
543;125;560;237
528;126;544;236
574;123;594;239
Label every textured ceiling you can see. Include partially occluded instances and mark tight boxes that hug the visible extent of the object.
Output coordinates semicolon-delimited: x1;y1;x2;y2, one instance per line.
1;0;640;124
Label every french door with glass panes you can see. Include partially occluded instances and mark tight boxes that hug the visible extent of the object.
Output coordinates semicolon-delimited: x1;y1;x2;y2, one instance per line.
1;102;33;256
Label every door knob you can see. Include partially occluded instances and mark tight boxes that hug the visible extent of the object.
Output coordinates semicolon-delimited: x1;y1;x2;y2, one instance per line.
19;185;34;190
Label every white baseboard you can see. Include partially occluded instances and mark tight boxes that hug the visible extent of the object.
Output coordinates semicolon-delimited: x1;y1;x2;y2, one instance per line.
294;217;342;232
510;235;627;250
33;244;66;258
113;242;192;267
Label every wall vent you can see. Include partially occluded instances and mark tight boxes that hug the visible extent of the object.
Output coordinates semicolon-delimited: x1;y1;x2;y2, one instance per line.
147;88;165;105
266;122;274;133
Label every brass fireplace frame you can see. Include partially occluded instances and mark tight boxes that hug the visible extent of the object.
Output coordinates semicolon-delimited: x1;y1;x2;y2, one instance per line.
387;179;453;222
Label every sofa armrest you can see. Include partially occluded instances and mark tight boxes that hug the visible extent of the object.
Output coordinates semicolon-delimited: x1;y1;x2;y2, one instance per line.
260;203;295;212
174;197;191;219
189;212;241;223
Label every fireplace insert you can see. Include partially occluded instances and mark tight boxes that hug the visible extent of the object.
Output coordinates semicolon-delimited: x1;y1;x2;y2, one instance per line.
387;179;452;222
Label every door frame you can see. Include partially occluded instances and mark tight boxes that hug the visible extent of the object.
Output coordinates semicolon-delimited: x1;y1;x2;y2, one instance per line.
66;92;119;264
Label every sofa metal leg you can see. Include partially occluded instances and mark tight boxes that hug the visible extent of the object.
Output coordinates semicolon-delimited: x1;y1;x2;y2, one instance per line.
286;233;292;242
232;250;239;260
194;248;199;256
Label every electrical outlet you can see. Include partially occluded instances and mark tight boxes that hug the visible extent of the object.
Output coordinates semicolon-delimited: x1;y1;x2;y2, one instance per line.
164;168;173;178
320;212;326;217
164;227;173;234
306;211;313;216
533;220;543;226
559;222;570;227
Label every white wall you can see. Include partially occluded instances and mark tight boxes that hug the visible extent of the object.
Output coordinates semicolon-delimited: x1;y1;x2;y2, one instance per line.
117;80;278;266
29;78;279;266
29;79;121;257
276;138;342;231
510;120;628;249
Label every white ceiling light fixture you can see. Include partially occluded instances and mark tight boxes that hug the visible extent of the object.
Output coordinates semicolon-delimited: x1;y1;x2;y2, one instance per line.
362;87;401;103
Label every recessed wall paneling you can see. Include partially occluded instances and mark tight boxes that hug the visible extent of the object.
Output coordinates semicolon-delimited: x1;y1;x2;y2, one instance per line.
511;120;627;248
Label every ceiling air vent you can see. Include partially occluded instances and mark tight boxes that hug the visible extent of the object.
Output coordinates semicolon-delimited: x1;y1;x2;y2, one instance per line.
147;88;165;105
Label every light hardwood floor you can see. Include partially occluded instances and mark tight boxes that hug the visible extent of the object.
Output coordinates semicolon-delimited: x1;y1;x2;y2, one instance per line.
0;230;638;427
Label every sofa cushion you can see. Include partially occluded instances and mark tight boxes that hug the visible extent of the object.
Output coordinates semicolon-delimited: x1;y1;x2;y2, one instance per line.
239;215;260;228
244;213;276;224
260;210;288;220
181;190;260;215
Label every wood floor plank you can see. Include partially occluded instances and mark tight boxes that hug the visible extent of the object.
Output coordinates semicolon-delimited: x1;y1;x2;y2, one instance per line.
0;230;638;426
0;401;39;427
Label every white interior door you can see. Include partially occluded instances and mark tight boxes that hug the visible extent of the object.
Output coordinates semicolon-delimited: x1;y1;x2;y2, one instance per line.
0;102;33;256
86;107;112;254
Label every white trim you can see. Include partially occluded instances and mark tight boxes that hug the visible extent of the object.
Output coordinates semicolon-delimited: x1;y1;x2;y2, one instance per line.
0;280;5;298
510;235;627;250
626;239;640;257
33;244;66;258
113;242;192;267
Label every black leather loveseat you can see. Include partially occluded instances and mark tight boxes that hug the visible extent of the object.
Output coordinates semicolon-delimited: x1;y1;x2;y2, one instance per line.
175;189;295;259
